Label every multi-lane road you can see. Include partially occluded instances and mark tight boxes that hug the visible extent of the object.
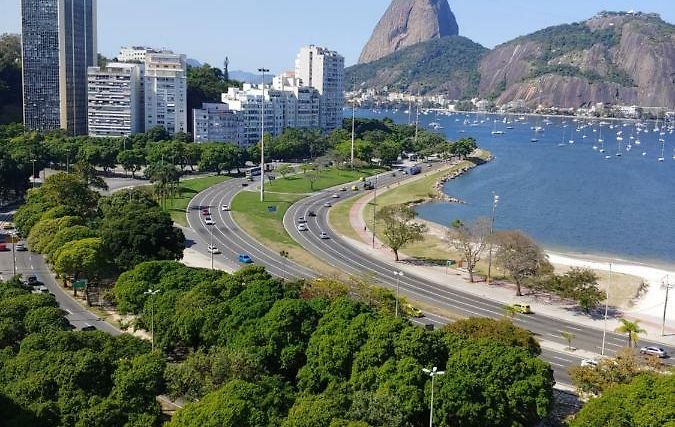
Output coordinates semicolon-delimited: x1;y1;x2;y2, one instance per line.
185;166;673;385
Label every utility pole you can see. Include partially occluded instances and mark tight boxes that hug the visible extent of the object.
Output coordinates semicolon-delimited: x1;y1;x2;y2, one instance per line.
372;176;378;248
423;367;445;427
663;275;671;336
11;236;16;276
143;289;160;351
394;271;404;317
601;263;612;356
486;193;500;285
258;68;269;203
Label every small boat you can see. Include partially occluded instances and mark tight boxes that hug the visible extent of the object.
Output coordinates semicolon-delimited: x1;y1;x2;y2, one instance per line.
605;155;611;159
642;152;647;156
530;138;538;142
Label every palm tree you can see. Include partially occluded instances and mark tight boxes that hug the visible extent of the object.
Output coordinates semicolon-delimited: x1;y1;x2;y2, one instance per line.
615;319;646;348
561;331;575;350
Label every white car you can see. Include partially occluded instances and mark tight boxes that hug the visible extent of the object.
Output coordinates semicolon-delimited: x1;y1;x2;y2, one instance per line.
221;205;230;211
297;223;308;232
323;202;332;208
15;242;27;251
332;194;340;199
204;217;215;225
319;232;330;240
207;245;221;254
640;346;668;358
580;359;598;368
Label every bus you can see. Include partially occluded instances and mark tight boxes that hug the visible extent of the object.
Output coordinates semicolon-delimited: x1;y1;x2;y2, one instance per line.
245;167;262;179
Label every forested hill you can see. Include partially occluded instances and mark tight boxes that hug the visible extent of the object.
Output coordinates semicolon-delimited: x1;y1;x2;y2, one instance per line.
347;11;675;109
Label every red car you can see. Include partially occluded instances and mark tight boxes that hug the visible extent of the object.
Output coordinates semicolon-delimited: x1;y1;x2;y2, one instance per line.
201;209;210;216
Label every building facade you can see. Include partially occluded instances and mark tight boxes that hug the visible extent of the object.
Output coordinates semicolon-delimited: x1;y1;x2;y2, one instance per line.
117;46;160;63
193;103;244;145
144;52;187;135
21;0;97;135
87;62;143;137
21;0;62;133
294;45;344;131
59;0;97;136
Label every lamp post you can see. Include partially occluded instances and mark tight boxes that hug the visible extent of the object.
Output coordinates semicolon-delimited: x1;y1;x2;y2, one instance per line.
394;271;404;317
662;275;671;337
486;193;500;285
372;175;378;248
143;289;161;351
601;263;612;355
423;366;446;427
258;67;269;203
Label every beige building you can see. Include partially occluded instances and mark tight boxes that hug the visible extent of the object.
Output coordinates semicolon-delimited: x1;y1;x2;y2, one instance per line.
144;52;187;135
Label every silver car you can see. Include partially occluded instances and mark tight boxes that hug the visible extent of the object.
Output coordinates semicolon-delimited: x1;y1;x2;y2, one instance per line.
639;346;668;358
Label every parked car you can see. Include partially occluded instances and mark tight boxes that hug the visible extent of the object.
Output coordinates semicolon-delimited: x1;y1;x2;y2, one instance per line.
323;202;332;208
207;245;221;254
221;204;230;211
510;303;533;314
0;243;7;251
15;242;27;251
26;274;38;284
640;346;668;358
297;224;308;231
238;254;253;264
81;325;97;332
580;359;598;367
204;217;215;225
32;285;49;294
319;232;330;240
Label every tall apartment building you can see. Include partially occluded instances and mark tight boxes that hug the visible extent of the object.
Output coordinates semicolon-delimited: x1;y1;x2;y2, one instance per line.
87;62;143;137
294;45;344;131
21;0;97;135
59;0;97;136
144;52;187;135
21;0;61;132
193;103;244;145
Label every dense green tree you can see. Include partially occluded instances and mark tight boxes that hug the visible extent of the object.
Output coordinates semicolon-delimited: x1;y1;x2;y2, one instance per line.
26;215;83;253
0;33;22;124
570;373;674;427
117;148;146;177
451;137;478;159
99;202;185;272
52;237;109;281
186;64;242;133
444;317;541;355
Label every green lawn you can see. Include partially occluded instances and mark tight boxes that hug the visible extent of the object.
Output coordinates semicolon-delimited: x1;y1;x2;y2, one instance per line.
265;167;385;194
165;175;229;226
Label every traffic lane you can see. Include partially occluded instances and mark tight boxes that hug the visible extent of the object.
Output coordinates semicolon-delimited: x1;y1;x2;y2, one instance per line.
187;180;314;280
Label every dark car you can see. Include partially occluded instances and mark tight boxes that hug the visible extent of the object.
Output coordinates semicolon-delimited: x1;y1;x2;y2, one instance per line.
81;325;97;332
308;211;316;217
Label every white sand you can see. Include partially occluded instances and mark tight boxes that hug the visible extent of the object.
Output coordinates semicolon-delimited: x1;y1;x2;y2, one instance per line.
547;252;675;323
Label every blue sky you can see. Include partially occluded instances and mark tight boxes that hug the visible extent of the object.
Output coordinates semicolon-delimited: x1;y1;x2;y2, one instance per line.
1;0;674;73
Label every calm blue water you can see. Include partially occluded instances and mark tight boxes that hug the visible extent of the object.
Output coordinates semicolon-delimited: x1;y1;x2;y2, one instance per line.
352;109;675;264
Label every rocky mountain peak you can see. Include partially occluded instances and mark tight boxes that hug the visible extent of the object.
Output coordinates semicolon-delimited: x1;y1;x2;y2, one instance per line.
358;0;459;64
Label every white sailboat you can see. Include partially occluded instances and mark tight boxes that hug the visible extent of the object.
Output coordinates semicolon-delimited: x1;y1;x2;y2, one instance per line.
491;119;504;135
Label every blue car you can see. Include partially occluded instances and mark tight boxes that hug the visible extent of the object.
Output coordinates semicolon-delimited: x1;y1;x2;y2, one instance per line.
239;254;253;264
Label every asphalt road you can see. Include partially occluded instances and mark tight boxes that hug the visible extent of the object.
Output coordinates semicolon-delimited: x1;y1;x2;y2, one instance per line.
185;164;672;385
0;209;120;335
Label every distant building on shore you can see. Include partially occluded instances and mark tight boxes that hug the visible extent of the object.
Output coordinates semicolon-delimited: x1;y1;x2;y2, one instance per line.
87;62;143;137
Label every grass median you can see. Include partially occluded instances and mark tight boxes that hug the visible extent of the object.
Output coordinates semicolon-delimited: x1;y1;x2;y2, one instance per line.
164;175;230;226
266;167;385;194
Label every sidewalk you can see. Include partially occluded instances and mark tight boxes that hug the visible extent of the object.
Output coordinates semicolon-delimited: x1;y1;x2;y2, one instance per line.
347;190;675;347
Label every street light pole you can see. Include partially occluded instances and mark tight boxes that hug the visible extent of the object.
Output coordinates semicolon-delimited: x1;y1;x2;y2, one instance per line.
662;275;671;336
487;193;500;285
372;176;378;248
423;367;446;427
601;263;612;356
31;159;36;188
143;289;160;351
394;271;404;317
209;224;214;271
258;67;269;203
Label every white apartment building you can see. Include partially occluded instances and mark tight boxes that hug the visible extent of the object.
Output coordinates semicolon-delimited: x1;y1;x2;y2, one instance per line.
193;103;244;145
144;52;187;135
117;46;161;63
87;62;143;137
295;45;344;131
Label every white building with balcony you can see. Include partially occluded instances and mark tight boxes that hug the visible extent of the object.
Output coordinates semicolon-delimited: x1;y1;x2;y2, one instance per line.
87;62;143;137
144;52;187;135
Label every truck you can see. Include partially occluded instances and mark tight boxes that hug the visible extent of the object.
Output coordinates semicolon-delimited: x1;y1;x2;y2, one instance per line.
407;165;422;176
